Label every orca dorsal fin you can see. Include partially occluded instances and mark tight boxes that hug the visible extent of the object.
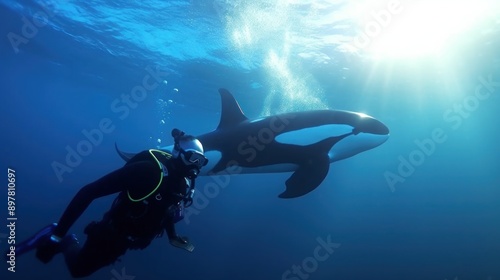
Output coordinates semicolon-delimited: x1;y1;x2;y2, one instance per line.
217;88;248;130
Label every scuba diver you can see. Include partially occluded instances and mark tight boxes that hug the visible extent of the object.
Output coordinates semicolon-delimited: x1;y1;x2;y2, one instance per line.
16;129;208;278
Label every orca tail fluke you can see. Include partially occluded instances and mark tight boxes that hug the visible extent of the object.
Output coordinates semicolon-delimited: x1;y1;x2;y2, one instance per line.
115;143;137;162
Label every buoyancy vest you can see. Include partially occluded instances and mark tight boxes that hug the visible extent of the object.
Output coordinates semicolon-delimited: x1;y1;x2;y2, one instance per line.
105;149;190;240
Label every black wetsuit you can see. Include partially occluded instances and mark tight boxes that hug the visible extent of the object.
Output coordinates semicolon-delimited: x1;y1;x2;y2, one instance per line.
51;150;190;278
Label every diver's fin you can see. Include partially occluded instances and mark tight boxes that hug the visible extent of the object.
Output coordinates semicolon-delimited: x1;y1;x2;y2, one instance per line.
170;236;195;253
279;154;330;198
217;88;248;130
115;143;137;162
8;223;57;259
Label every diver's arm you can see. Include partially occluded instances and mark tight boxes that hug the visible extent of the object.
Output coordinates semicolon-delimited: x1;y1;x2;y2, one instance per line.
165;219;178;240
52;161;159;238
165;205;194;252
168;224;194;253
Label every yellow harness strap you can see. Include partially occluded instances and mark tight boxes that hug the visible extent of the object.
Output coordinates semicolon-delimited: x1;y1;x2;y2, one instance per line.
127;149;171;202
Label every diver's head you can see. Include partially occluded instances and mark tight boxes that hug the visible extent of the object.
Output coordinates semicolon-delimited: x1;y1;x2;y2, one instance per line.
171;128;208;179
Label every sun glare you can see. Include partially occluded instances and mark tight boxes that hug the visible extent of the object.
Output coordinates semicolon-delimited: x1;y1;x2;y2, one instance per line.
353;0;494;59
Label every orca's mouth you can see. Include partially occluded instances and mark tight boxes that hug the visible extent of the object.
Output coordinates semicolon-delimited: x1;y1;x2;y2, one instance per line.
355;119;390;135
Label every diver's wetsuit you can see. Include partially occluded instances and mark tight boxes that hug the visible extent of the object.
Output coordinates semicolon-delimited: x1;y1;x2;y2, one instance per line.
51;150;190;278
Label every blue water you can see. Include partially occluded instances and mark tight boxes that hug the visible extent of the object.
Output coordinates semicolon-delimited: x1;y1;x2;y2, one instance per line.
1;1;499;280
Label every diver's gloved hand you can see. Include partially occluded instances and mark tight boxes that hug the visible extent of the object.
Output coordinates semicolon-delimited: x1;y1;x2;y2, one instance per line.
36;235;61;263
169;235;194;252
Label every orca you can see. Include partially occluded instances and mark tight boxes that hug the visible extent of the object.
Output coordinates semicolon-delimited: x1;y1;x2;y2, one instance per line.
116;88;389;198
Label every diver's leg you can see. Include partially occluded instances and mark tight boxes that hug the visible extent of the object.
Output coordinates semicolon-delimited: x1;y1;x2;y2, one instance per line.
64;221;128;278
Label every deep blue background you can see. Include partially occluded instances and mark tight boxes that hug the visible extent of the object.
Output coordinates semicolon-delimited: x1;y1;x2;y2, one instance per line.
1;1;499;280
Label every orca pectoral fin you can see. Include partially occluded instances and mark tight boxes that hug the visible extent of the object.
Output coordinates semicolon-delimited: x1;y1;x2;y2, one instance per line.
279;155;330;199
